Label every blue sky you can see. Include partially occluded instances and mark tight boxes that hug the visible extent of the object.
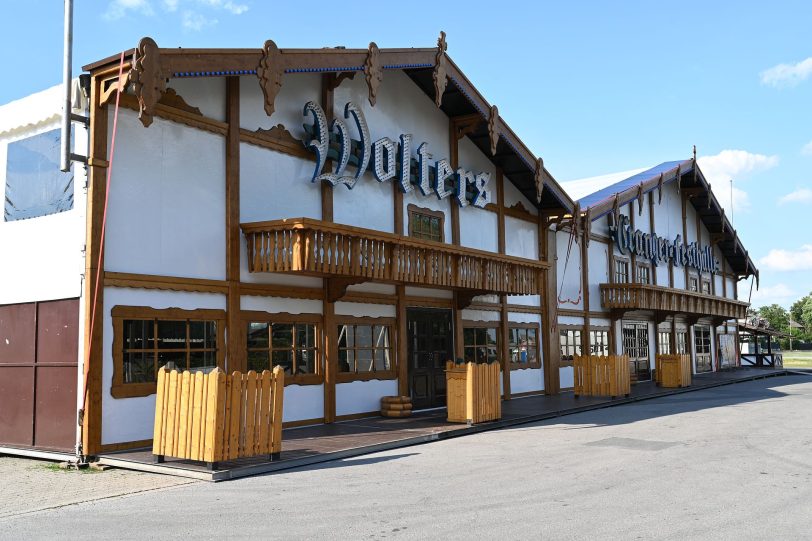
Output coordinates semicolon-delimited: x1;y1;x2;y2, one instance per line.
1;0;810;309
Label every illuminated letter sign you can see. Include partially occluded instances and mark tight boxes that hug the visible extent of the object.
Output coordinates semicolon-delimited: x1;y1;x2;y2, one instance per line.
303;101;491;208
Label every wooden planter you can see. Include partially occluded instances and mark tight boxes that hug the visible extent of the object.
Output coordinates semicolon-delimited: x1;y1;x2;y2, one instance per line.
153;366;284;470
445;361;502;424
656;354;692;388
573;354;631;398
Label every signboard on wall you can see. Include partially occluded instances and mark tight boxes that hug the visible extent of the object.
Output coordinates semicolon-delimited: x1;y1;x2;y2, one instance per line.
609;214;720;275
302;101;491;209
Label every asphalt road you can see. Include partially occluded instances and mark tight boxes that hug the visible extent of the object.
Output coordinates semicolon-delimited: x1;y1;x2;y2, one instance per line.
2;374;811;540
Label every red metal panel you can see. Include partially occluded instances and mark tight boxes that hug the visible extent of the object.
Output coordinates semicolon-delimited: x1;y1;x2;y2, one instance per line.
0;303;36;365
34;366;78;451
0;367;34;446
36;299;79;364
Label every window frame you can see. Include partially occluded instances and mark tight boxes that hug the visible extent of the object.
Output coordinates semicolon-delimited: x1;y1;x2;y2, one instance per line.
336;317;397;383
687;272;699;292
588;327;610;356
508;323;541;370
700;278;712;295
243;311;323;386
636;263;652;285
462;320;500;365
559;326;583;367
111;305;226;399
407;204;445;243
613;256;630;284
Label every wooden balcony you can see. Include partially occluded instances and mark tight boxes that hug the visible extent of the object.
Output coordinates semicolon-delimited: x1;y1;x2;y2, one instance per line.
241;218;546;297
599;283;748;322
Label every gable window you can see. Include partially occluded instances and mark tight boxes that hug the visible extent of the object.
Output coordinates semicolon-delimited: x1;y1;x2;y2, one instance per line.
688;275;699;292
4;128;74;221
246;313;321;385
408;204;444;243
508;324;540;369
111;306;225;398
637;264;651;285
337;319;396;381
463;325;499;364
701;279;711;295
614;258;629;284
559;328;582;367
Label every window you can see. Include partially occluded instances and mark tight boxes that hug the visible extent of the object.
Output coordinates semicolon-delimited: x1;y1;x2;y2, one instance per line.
701;279;711;295
637;264;651;285
695;325;712;373
408;204;444;242
623;322;650;381
112;306;225;398
658;332;671;355
246;315;321;385
688;275;699;292
559;328;582;366
4;128;75;222
589;329;610;356
614;258;629;284
337;320;395;381
676;330;688;355
508;325;540;369
463;326;499;363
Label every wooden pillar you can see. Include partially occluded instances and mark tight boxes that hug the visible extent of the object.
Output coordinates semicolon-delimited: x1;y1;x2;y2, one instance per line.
682;190;689;288
629;203;637;282
81;75;109;457
542;226;561;394
397;285;408;397
496;169;511;399
449;117;464;362
225;77;244;372
580;214;591;357
321;74;337;422
649;192;657;286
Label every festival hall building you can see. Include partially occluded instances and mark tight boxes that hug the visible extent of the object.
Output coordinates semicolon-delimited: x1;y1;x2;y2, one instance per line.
0;35;759;459
555;161;757;387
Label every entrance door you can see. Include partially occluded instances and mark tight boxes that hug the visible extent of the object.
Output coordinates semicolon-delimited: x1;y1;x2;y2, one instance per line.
622;322;651;382
407;308;454;410
694;325;713;372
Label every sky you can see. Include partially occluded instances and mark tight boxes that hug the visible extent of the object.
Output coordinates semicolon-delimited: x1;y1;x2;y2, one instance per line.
1;0;810;309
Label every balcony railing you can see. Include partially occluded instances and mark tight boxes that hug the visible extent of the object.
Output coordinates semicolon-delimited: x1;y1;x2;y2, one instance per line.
600;283;748;321
241;218;546;296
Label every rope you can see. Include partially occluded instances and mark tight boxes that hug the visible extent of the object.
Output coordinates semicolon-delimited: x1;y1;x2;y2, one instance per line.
79;51;126;457
557;224;582;306
747;274;755;305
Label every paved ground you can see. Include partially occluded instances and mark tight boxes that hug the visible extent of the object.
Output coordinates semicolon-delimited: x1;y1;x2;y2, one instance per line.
1;374;811;540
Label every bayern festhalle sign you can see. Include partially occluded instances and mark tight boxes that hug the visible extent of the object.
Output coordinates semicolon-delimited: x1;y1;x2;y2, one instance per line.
609;214;720;274
303;101;491;208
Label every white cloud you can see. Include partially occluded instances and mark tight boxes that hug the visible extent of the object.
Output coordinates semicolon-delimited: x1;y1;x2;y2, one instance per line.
162;0;179;11
802;141;812;156
182;10;217;30
697;149;778;217
104;0;154;20
779;188;812;205
748;283;796;307
758;245;812;271
760;57;812;88
196;0;248;14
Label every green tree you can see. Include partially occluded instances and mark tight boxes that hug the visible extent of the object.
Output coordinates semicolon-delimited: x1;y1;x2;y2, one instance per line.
790;294;810;325
757;304;789;330
801;297;812;330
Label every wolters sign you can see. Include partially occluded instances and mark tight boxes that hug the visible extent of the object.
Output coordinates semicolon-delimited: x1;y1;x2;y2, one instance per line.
609;214;720;274
303;101;491;209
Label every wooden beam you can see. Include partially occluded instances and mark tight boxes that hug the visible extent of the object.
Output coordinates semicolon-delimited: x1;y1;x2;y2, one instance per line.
225;77;243;372
81;75;108;457
496;170;510;399
543;227;561;394
320;73;337;423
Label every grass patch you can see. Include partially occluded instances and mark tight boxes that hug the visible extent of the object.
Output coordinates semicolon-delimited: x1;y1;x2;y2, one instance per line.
39;463;102;474
782;350;812;368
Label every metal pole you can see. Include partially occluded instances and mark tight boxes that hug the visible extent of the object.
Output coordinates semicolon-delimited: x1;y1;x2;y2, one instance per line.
60;0;73;172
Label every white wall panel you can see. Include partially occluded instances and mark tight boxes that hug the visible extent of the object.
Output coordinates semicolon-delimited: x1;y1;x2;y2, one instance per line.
505;216;538;259
461;309;500;322
556;231;583;310
559;367;574;389
510;368;543;394
336;379;398;416
239;73;321;135
283;384;324;423
167;77;225;122
240;295;323;315
503;176;537;215
105;110;226;280
335;302;396;318
587;240;610;311
460;206;498;253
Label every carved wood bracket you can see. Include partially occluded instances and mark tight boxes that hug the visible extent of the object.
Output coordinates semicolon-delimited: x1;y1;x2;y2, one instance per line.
657;173;664;204
433;31;448;108
257;40;283;117
327;71;356;91
452;114;481;140
456;290;487;310
535;157;545;203
488;105;499;156
157;88;202;115
637;183;644;216
583;207;592;248
364;42;383;107
326;278;365;303
131;37;165;127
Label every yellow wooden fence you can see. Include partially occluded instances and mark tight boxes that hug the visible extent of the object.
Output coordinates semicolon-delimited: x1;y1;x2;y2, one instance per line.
153;366;285;468
655;354;692;388
445;361;502;424
573;355;631;398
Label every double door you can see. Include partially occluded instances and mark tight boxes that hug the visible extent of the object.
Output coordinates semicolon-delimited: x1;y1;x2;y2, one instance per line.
622;322;651;382
407;309;454;410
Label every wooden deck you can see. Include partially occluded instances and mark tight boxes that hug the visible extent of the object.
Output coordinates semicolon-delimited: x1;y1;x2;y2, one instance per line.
99;367;791;481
